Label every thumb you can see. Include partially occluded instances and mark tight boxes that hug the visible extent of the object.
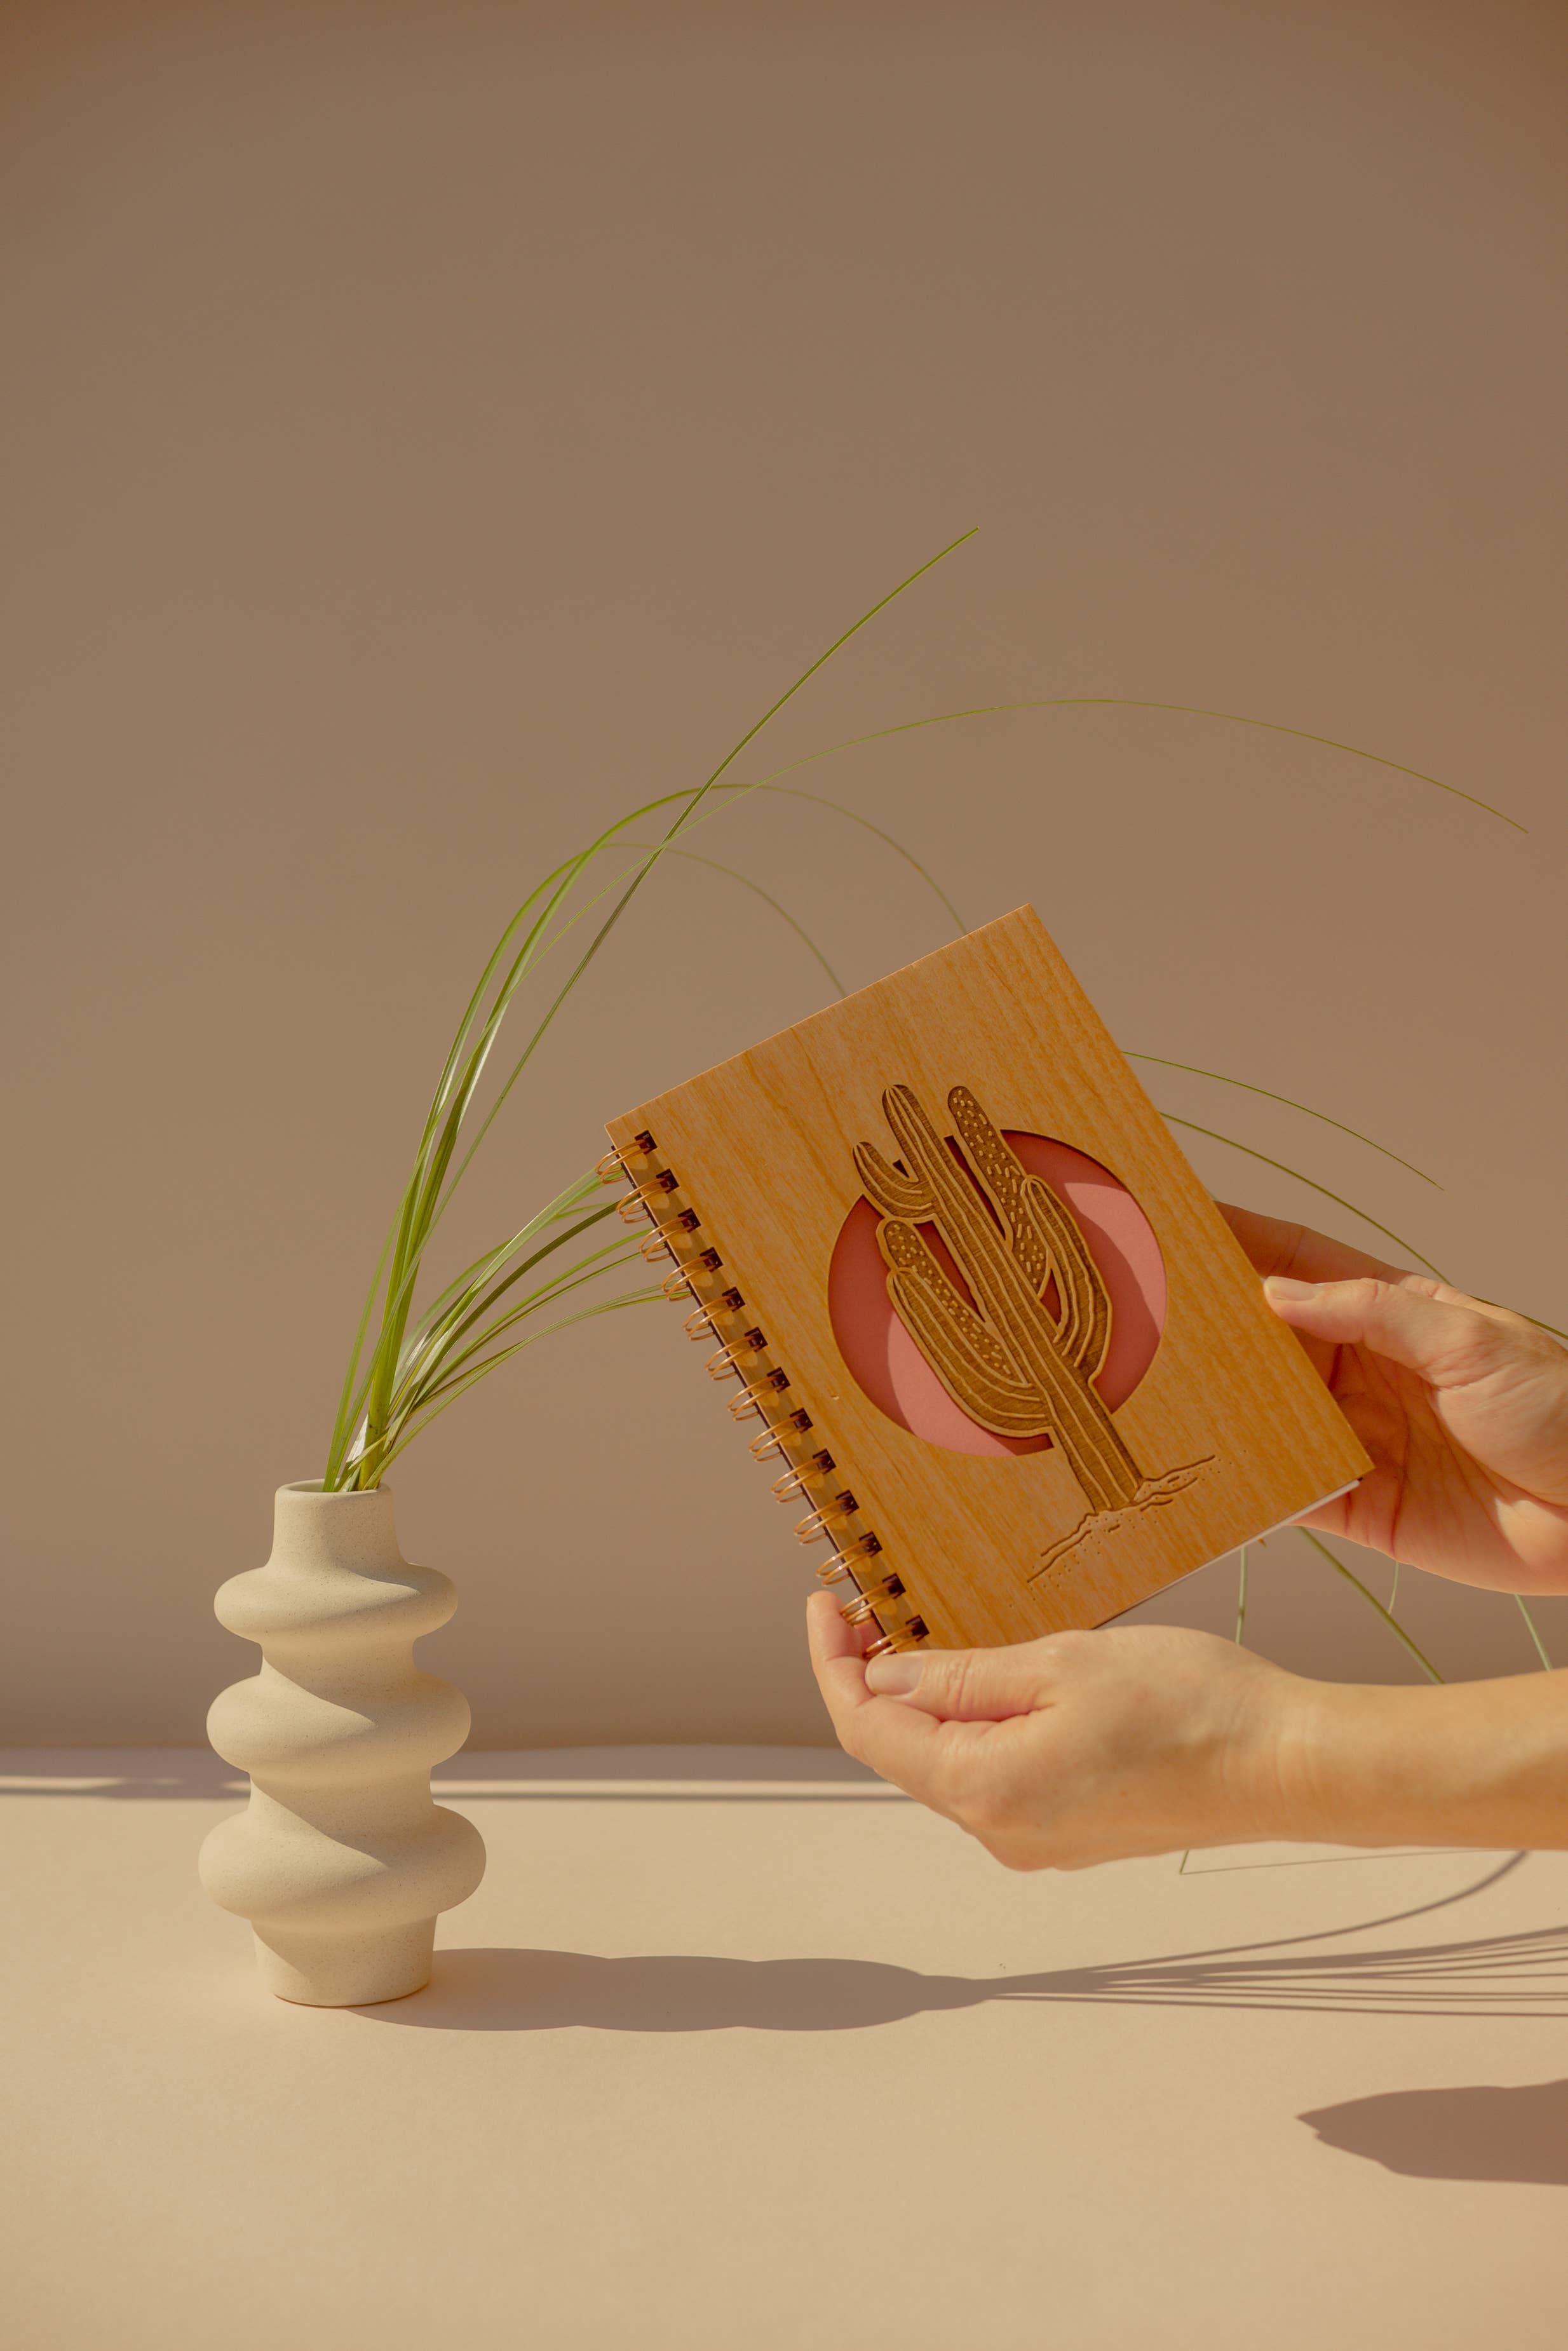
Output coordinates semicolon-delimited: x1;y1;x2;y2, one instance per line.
1263;1273;1508;1386
865;1636;1069;1719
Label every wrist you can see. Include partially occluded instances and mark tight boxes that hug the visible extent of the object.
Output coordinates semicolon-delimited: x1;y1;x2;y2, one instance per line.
1232;1667;1447;1846
1266;1676;1470;1848
1231;1658;1568;1855
1227;1662;1325;1842
1263;1675;1369;1843
1212;1657;1325;1845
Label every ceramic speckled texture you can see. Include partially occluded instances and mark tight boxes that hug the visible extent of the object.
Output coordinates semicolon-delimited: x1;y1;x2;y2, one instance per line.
199;1484;485;2004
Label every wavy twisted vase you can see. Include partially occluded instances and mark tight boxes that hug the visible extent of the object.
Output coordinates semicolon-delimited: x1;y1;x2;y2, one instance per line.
199;1482;486;2005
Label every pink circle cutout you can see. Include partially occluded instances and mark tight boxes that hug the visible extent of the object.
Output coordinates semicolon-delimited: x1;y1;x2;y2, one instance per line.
827;1132;1166;1458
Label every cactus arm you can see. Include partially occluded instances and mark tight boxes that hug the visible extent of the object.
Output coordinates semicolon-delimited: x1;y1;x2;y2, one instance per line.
852;1138;933;1222
943;1083;1112;1379
879;1218;1016;1381
1019;1172;1111;1378
881;1087;1023;1316
1053;1184;1111;1377
1031;1176;1092;1356
878;1083;952;1191
881;1223;1053;1436
946;1086;1050;1292
890;1271;1059;1436
913;1099;1079;1380
876;1098;1078;1437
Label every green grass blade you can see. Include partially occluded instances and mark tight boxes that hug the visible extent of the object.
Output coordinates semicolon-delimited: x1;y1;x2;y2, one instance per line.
392;1237;648;1413
323;1207;398;1487
369;1292;659;1477
1299;1530;1445;1682
402;532;989;1258
621;843;847;993
400;1182;614;1352
1515;1596;1555;1670
417;851;597;1131
351;881;607;1454
386;850;604;1248
665;531;978;844
752;785;968;933
587;775;966;935
713;698;1525;832
392;1222;634;1412
430;544;970;1041
1158;1113;1445;1277
1470;1294;1568;1346
458;531;980;1123
348;620;996;1476
396;1243;649;1409
1128;1055;1442;1186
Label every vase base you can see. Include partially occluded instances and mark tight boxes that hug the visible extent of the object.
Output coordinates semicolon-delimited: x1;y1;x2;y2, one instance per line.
253;1918;438;2007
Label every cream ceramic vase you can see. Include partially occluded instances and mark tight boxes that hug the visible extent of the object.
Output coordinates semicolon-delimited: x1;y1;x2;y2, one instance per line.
199;1482;486;2005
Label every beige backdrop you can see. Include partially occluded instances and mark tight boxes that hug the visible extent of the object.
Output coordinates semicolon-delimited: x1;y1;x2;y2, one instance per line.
4;0;1566;1746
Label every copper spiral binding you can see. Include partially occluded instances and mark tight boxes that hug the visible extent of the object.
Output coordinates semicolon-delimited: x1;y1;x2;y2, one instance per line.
637;1212;701;1264
597;1137;654;1182
771;1447;838;1502
793;1493;858;1543
819;1534;880;1577
727;1369;790;1421
863;1625;929;1658
747;1407;814;1463
618;1170;679;1223
604;1125;929;1657
683;1288;745;1339
839;1575;905;1625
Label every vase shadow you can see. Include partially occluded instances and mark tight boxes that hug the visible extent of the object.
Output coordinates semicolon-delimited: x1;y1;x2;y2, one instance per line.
1300;2080;1568;2185
357;1948;985;2033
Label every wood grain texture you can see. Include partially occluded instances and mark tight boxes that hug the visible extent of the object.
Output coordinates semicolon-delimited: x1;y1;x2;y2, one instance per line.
608;907;1370;1650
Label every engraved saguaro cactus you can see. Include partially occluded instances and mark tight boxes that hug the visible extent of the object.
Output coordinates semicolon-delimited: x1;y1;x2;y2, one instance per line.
854;1083;1145;1514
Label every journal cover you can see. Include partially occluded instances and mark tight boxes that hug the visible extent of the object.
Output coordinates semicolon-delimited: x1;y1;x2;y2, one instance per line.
604;906;1370;1655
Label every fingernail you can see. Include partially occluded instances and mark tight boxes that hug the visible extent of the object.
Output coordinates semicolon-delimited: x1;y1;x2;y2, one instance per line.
865;1655;924;1695
1264;1275;1320;1302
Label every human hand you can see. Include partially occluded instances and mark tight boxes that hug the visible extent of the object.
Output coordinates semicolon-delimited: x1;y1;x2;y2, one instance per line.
806;1592;1301;1868
1221;1205;1568;1594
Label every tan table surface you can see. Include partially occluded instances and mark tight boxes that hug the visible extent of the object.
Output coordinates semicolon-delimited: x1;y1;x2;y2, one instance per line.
4;1747;1566;2351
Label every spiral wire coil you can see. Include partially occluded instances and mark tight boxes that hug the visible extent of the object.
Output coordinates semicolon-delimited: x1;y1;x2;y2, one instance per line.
598;1138;929;1656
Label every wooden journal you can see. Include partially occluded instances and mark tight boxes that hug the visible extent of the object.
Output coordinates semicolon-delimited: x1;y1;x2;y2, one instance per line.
604;907;1370;1657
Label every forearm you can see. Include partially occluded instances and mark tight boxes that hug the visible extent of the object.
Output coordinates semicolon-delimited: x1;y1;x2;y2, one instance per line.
1271;1670;1568;1850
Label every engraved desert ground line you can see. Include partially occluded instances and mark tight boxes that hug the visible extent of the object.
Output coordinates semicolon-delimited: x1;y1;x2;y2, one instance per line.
1031;1458;1216;1580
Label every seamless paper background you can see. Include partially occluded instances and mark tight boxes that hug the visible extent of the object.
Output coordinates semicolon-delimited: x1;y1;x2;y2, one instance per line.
4;0;1566;1743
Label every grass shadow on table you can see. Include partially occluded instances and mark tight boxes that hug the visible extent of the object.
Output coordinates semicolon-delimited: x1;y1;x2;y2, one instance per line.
364;1854;1568;2038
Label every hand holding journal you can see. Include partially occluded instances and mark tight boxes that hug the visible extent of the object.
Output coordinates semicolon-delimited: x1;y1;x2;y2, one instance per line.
603;907;1370;1659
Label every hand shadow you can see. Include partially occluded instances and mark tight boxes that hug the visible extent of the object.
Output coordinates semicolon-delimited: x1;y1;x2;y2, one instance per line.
1301;2080;1568;2185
